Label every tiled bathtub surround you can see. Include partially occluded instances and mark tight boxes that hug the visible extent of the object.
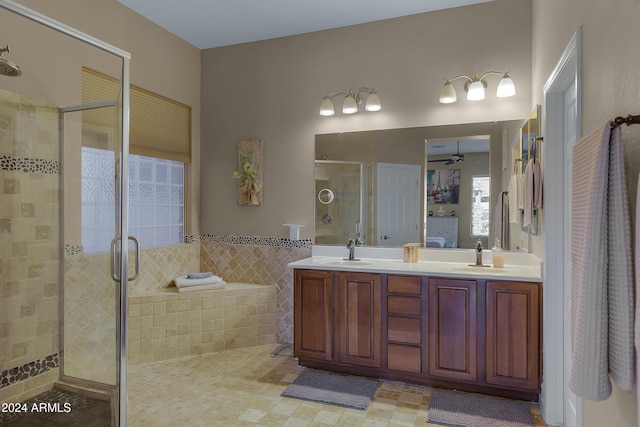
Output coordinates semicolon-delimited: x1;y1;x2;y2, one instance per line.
128;283;276;364
0;90;61;403
130;242;200;295
64;235;308;370
200;235;311;343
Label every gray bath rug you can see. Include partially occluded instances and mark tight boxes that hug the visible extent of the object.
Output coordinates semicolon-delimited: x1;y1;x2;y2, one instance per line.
428;389;535;427
281;370;379;410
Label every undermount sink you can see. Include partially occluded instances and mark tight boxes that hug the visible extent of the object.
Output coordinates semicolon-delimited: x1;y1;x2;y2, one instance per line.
313;259;378;266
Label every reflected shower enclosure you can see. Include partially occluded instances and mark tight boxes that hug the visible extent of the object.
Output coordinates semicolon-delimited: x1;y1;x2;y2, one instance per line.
314;160;372;245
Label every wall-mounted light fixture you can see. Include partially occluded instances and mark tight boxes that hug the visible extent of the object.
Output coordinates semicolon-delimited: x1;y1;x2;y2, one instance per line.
439;71;515;104
319;87;381;116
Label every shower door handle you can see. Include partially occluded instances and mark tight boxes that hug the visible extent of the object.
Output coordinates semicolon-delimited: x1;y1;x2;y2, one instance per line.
128;236;140;281
110;236;141;282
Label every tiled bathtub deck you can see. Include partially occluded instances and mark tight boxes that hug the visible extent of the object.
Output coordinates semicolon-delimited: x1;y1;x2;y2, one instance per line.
127;283;277;364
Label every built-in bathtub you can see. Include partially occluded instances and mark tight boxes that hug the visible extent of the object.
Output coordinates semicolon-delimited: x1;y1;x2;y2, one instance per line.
127;283;276;364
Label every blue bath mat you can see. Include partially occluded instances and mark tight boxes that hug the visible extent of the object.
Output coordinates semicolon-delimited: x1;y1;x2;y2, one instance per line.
281;370;379;410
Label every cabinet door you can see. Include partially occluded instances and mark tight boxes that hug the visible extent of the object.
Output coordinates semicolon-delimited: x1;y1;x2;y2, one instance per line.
338;272;381;368
428;278;477;381
486;281;540;390
294;269;333;361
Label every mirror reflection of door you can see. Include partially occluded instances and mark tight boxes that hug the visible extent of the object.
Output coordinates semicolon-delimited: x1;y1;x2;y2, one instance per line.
376;163;421;245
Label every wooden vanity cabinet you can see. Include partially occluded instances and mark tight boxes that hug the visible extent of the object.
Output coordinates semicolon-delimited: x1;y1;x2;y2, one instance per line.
385;275;424;374
293;268;542;399
337;272;382;368
428;278;477;382
293;269;333;361
485;281;540;391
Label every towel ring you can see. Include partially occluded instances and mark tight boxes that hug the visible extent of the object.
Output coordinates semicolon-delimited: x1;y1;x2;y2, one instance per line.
318;188;335;205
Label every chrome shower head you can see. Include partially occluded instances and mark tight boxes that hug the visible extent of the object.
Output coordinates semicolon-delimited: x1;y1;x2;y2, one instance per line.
0;45;22;77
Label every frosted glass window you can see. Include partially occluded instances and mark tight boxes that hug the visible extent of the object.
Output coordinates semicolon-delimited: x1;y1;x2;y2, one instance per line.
82;147;184;254
471;176;490;236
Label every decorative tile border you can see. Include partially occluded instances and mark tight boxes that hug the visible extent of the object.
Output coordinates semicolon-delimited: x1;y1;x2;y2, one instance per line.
64;244;83;256
0;353;59;390
0;155;61;174
197;234;312;249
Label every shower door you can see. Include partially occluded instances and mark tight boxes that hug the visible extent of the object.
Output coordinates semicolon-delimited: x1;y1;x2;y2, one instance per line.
61;91;133;425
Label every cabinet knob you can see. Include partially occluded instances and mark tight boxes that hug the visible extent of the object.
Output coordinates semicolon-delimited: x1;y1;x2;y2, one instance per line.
381;235;391;240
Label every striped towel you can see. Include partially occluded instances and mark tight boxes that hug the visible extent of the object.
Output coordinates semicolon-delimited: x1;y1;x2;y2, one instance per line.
569;122;634;401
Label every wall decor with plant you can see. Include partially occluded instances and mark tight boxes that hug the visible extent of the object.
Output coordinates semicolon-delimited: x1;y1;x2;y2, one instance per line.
233;139;263;206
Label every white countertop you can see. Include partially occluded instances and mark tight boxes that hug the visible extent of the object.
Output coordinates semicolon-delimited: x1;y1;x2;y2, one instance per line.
288;246;543;282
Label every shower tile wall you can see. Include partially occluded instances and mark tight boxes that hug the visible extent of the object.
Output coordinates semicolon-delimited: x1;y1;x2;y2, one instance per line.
0;90;61;403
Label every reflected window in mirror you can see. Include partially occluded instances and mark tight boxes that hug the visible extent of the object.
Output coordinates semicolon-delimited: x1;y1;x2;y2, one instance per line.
471;176;490;236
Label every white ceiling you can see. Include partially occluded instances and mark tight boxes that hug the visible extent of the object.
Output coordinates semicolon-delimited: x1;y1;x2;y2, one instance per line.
116;0;492;49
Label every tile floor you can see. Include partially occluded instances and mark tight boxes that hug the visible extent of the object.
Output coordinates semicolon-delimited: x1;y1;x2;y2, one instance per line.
127;344;548;427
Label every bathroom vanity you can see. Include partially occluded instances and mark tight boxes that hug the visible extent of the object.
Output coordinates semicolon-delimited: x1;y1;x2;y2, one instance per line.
289;249;542;401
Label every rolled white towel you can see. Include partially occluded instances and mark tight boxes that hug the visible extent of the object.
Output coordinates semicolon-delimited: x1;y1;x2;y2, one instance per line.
177;282;226;293
174;275;223;288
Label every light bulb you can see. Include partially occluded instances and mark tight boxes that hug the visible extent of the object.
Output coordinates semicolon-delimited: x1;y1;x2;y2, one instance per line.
497;73;516;97
319;97;335;116
365;91;381;111
342;93;358;114
467;80;485;101
439;81;457;104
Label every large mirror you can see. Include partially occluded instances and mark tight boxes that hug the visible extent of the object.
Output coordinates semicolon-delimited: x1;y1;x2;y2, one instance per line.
314;119;528;250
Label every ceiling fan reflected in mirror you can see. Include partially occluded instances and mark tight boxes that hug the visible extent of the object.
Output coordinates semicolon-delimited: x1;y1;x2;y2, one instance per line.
428;140;465;165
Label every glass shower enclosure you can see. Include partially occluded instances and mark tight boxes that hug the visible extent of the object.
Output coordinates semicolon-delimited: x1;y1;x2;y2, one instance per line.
314;160;372;245
0;1;132;425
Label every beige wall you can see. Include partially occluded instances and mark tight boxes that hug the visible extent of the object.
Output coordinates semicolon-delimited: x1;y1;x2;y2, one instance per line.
200;0;533;239
1;0;202;234
532;0;640;425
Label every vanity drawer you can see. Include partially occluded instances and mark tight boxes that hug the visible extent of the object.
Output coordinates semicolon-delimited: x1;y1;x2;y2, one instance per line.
387;344;421;373
387;275;421;295
388;316;421;344
387;296;422;316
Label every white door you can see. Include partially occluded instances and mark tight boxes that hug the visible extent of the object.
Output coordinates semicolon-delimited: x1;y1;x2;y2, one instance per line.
562;65;581;427
543;28;581;427
377;163;421;245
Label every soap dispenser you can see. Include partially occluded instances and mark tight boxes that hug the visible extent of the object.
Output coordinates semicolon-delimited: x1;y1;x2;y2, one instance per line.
492;238;504;268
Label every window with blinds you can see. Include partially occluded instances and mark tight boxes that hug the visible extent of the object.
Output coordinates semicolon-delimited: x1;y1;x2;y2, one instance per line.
81;66;191;163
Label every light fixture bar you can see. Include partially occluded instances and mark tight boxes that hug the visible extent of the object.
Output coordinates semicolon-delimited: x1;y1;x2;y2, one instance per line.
319;87;381;116
439;71;515;104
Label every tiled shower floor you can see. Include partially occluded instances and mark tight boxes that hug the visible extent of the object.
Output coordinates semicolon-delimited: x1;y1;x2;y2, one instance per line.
0;388;110;426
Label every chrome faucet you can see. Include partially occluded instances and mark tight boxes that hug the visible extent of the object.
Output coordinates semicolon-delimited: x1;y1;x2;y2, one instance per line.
345;238;360;261
472;239;488;267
